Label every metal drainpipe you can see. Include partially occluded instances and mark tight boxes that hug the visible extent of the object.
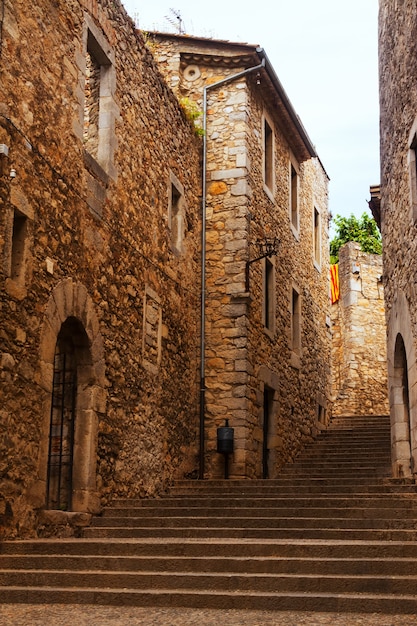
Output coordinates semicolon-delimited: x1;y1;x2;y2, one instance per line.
199;57;266;479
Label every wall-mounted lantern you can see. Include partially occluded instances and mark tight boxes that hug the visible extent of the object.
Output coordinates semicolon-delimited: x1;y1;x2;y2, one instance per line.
245;236;280;291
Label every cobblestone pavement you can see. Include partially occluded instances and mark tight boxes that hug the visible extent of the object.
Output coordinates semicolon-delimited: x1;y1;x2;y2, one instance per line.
0;606;417;625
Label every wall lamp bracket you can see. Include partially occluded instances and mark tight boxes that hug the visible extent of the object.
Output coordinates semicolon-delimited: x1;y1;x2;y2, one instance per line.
245;237;280;291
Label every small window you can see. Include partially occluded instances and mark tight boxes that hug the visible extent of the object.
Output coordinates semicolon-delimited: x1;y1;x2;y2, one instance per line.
263;117;274;192
291;287;301;355
264;257;275;333
83;45;102;160
313;206;321;268
317;403;327;425
142;286;162;374
409;132;417;222
290;163;299;232
262;386;274;479
82;19;116;176
11;210;28;281
168;173;186;254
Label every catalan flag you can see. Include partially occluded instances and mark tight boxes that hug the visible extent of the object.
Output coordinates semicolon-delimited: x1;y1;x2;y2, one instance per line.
330;264;340;304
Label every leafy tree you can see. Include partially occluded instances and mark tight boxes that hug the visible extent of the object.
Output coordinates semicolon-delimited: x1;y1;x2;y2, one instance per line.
330;212;382;264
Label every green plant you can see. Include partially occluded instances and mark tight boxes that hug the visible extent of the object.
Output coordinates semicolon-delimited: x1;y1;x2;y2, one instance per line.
330;212;382;264
141;31;157;53
179;97;205;136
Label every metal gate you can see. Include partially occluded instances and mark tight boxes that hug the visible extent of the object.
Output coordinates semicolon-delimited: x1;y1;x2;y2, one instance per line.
46;351;77;510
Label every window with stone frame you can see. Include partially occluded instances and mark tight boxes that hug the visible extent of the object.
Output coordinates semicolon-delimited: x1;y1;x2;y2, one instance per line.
142;286;162;374
83;18;116;177
291;286;301;357
263;256;275;334
290;160;299;234
409;129;417;222
263;114;274;194
10;209;28;282
168;172;186;254
262;385;275;479
313;206;321;269
317;403;327;425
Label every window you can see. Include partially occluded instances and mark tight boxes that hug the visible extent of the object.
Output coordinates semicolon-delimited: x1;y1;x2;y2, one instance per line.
169;172;186;254
317;403;327;425
313;206;321;268
83;41;102;160
290;162;299;232
263;116;274;193
409;129;417;222
263;256;275;333
10;210;28;281
291;287;301;356
142;286;162;374
262;386;274;479
82;17;117;178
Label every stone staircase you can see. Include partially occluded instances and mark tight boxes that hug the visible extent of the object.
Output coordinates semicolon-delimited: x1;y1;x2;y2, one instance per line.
2;414;417;612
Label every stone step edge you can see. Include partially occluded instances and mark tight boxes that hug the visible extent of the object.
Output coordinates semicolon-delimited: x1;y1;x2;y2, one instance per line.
1;586;417;613
83;527;417;536
3;569;417;581
4;554;417;563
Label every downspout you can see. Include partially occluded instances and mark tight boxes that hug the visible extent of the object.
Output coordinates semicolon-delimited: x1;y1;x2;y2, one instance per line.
199;57;266;479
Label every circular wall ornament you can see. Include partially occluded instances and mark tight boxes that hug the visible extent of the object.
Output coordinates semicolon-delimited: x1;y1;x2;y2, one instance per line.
183;65;201;81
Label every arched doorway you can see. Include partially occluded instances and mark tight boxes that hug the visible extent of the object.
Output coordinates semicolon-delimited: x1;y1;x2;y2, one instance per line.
46;317;91;510
36;279;105;514
392;333;413;476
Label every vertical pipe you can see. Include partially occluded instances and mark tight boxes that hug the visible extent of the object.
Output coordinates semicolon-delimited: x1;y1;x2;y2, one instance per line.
199;86;208;480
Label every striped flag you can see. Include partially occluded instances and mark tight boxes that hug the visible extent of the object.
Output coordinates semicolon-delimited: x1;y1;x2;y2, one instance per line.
330;264;340;304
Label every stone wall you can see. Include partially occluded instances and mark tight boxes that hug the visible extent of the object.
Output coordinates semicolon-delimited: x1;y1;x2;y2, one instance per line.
331;242;388;416
0;0;201;537
379;0;417;478
150;34;332;479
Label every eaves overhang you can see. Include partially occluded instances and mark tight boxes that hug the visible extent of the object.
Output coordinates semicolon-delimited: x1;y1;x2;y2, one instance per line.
148;32;320;164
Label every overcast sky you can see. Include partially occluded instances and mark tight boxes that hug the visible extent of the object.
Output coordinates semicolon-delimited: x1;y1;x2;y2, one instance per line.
121;0;380;226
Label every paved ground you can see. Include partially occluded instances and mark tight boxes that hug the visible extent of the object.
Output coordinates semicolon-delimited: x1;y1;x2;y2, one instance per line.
1;605;417;625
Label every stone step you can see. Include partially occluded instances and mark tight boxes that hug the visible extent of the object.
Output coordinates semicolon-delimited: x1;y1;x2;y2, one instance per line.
2;570;417;596
4;539;417;559
309;437;389;445
100;505;417;520
2;413;415;614
297;450;390;458
1;585;417;613
278;469;390;478
90;515;417;529
82;526;417;541
115;496;417;509
288;458;390;467
3;553;417;576
324;419;390;427
171;477;414;488
169;484;417;495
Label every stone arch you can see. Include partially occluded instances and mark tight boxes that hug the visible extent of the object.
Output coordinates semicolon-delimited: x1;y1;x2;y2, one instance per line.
387;290;417;478
35;279;106;513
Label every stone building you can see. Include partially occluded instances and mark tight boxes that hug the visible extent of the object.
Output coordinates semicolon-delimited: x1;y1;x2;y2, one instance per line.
150;34;332;479
377;0;417;478
0;0;331;537
331;242;388;416
0;0;202;537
